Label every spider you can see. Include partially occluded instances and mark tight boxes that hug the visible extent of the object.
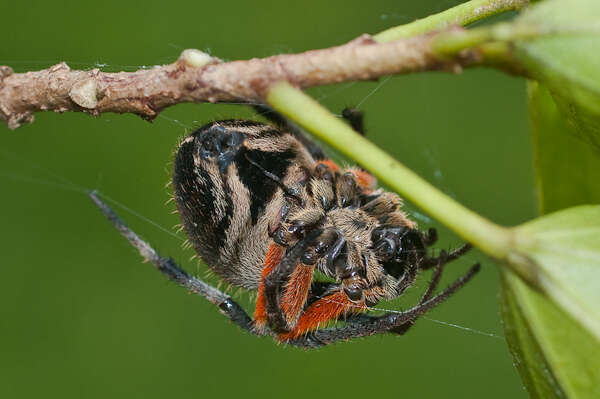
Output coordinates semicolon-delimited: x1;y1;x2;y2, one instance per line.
90;106;479;348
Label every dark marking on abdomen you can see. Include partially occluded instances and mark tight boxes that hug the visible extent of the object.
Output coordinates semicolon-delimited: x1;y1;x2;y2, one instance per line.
174;137;233;267
236;148;296;224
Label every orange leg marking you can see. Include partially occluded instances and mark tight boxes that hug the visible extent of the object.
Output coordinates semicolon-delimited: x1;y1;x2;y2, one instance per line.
350;169;376;192
278;291;367;341
317;161;376;193
317;159;340;172
281;265;315;327
254;243;285;330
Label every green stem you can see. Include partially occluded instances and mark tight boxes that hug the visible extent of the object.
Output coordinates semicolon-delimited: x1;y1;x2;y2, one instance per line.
373;0;529;43
430;21;560;56
430;27;495;55
267;81;512;260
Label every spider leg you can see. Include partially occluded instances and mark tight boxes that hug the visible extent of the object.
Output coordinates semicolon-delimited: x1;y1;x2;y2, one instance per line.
341;107;365;136
421;243;472;270
395;259;419;297
253;244;285;332
278;288;366;341
419;251;448;303
286;263;480;348
423;228;438;247
389;250;449;335
89;191;257;335
346;250;449;335
280;265;316;328
258;231;321;333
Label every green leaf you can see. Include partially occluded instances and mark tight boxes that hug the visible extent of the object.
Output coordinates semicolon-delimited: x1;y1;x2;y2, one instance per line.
500;76;600;398
502;205;600;398
528;82;600;214
501;271;600;399
512;0;600;149
518;81;600;343
500;272;566;399
513;205;600;341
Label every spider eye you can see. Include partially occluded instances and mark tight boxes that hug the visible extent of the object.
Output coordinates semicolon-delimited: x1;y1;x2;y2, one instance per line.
371;227;384;242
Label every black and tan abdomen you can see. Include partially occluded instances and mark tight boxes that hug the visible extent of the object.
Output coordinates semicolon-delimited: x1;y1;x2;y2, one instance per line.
173;120;310;289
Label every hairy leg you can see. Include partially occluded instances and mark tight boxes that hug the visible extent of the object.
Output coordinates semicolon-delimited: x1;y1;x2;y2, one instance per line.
90;190;480;349
341;107;365;136
287;263;480;348
278;289;366;341
261;234;319;333
389;251;450;335
421;243;472;269
89;191;257;335
253;244;285;332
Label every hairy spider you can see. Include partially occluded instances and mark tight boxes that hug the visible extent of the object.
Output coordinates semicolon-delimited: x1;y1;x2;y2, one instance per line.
91;107;479;348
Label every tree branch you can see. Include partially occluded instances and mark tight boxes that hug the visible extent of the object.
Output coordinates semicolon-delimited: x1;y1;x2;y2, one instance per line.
0;31;479;130
0;0;528;130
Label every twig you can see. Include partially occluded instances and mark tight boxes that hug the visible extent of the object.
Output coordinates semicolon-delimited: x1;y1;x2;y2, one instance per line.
0;31;478;130
0;0;528;130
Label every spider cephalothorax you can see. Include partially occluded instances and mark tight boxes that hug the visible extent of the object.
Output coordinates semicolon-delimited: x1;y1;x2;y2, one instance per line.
92;108;479;348
263;161;436;334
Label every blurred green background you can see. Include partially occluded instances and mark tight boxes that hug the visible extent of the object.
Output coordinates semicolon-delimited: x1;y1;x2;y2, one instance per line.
1;1;534;397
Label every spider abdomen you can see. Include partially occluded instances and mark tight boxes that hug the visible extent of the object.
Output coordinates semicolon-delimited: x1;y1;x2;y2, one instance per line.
173;120;315;289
